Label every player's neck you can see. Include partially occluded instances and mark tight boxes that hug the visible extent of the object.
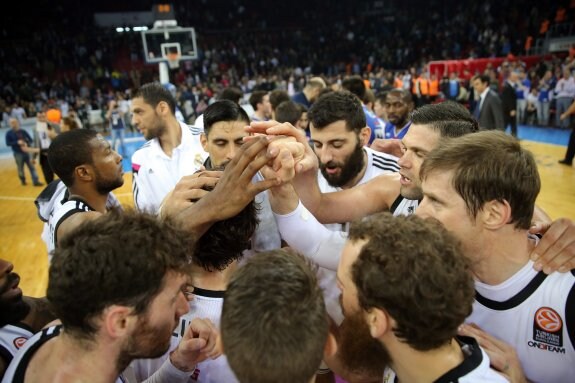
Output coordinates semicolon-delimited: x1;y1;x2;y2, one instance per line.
254;110;267;121
390;337;464;383
159;118;183;157
191;260;239;291
472;228;534;285
70;188;109;214
27;331;121;383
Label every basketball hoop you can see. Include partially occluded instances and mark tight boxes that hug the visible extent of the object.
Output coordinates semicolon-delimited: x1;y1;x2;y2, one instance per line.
167;52;180;69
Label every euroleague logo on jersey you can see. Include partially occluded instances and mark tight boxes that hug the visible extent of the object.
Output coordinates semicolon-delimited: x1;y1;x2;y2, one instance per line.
528;307;565;353
13;337;27;349
535;307;562;332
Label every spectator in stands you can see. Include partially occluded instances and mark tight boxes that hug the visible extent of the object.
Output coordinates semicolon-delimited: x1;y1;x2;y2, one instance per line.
10;103;26;124
502;71;519;136
342;75;383;144
275;100;303;129
537;70;553;126
33;110;59;184
60;116;80;132
471;74;505;132
525;87;539;125
105;99;127;158
248;90;271;121
291;77;326;108
5;118;43;186
269;89;290;120
554;67;575;128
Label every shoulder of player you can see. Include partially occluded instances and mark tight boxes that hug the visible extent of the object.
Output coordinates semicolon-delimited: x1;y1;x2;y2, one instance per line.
366;173;401;205
186;124;202;136
132;139;155;157
57;211;103;244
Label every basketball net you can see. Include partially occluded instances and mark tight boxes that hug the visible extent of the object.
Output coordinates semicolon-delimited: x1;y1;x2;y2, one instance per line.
167;53;180;69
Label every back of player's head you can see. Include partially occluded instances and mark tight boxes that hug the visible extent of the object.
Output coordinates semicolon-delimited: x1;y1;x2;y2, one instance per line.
219;86;244;104
132;82;177;115
48;209;193;340
48;129;98;187
342;75;366;100
349;212;474;351
203;100;250;136
410;101;478;138
274;100;302;125
222;249;328;383
249;90;268;110
420;130;540;229
193;189;259;272
269;89;290;112
308;90;366;133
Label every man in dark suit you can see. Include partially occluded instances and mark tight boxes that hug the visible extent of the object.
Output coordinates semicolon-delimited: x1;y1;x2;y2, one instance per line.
501;71;519;137
471;74;505;132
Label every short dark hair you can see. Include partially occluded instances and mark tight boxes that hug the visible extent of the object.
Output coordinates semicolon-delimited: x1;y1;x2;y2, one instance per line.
420;131;540;229
203;100;250;136
249;90;267;110
275;100;302;125
349;213;474;351
220;86;244;104
222;249;328;383
132;82;177;115
386;89;413;104
193;195;259;272
48;130;98;187
410;101;479;138
341;75;366;100
269;89;290;111
308;91;366;133
473;74;491;85
48;209;194;340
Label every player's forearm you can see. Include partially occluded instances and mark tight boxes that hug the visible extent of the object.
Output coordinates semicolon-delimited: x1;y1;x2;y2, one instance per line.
268;183;299;215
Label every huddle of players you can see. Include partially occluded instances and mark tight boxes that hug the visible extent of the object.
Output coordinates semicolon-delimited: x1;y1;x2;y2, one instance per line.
1;82;574;382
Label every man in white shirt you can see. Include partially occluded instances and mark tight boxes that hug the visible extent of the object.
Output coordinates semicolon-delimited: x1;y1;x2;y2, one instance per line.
131;82;208;214
417;131;575;382
554;68;575;128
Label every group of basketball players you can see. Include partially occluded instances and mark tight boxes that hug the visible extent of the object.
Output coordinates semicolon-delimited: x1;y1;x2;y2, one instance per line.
1;81;574;383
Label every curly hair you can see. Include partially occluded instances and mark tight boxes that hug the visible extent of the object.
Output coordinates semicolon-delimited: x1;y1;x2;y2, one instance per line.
349;212;474;351
48;209;194;340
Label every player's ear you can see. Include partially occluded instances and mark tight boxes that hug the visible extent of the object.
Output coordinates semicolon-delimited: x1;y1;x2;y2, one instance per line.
323;331;337;359
200;133;208;151
365;307;390;339
360;127;371;146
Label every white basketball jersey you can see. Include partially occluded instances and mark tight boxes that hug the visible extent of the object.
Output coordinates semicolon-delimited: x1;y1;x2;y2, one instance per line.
389;195;419;217
134;289;238;383
0;323;33;366
46;198;94;260
468;263;575;383
382;337;507;382
316;147;399;325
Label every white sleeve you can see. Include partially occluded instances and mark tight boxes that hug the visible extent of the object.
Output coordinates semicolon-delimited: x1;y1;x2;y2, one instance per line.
127;356;191;383
131;165;154;213
274;201;345;271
